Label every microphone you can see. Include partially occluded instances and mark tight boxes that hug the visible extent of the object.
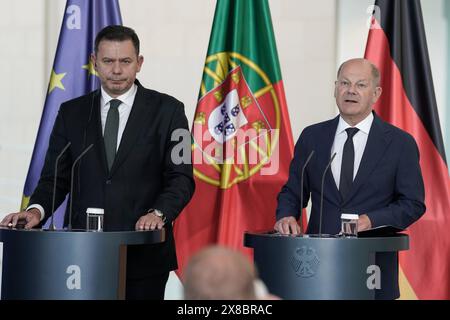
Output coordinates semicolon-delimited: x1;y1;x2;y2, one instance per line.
68;144;94;231
319;152;336;237
48;142;71;231
299;150;315;234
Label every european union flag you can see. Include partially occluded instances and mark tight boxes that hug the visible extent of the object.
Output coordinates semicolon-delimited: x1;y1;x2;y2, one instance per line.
21;0;122;228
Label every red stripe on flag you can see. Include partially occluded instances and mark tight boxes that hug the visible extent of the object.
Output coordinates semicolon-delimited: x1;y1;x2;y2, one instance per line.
366;27;450;299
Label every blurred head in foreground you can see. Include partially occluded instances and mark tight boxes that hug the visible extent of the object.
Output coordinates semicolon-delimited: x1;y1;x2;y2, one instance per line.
183;245;258;300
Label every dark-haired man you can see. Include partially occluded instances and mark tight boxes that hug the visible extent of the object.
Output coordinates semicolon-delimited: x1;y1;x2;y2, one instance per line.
1;25;195;299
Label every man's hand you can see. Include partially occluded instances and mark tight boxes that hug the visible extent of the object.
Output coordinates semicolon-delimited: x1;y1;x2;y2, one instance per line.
274;216;302;235
0;208;41;230
357;214;372;232
135;211;165;231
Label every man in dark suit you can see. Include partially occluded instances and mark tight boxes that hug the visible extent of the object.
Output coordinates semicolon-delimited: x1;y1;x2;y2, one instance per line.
275;58;425;299
1;25;195;299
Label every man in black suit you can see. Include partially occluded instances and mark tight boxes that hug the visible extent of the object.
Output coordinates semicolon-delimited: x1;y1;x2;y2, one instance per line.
275;58;425;299
1;25;195;299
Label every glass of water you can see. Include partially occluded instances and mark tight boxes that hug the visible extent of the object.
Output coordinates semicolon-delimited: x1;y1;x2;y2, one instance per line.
86;207;104;232
340;213;359;237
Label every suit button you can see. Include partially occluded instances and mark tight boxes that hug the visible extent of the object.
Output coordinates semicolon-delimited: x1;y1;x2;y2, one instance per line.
106;180;112;185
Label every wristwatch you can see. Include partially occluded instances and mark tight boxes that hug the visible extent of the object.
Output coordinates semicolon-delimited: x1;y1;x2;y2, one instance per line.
148;208;166;223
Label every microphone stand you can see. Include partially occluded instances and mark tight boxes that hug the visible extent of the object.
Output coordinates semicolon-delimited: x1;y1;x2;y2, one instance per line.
68;144;94;231
299;150;315;234
48;142;71;231
319;152;336;237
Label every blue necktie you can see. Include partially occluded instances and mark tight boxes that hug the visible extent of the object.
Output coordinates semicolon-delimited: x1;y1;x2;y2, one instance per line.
339;128;359;200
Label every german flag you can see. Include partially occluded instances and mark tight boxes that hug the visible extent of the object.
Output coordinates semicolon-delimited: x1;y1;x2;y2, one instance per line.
365;0;450;299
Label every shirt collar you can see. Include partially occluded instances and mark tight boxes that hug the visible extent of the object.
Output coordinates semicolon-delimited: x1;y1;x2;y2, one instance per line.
101;84;137;107
336;112;374;135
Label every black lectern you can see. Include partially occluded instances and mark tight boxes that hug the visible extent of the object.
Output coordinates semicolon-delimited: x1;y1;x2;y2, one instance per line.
0;227;165;299
244;232;409;299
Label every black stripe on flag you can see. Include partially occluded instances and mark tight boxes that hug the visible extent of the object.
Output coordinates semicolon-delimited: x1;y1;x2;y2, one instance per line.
374;0;447;163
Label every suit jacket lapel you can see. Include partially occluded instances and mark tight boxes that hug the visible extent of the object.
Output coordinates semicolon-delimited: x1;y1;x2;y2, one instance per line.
344;114;392;204
318;116;341;202
86;90;109;177
109;85;153;177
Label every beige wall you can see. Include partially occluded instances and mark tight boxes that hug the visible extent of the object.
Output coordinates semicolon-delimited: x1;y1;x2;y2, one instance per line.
0;0;47;215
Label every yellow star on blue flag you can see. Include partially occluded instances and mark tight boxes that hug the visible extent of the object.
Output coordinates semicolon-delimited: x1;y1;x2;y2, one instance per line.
48;69;66;94
82;60;99;77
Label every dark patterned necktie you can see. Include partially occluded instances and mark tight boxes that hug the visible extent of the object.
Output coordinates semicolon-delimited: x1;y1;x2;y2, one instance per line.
339;127;359;200
104;99;121;171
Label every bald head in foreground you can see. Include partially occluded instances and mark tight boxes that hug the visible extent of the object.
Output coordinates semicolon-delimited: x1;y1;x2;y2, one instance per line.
183;246;267;300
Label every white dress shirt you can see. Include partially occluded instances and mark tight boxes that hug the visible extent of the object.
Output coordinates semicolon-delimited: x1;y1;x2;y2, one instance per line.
100;84;137;150
331;112;374;190
29;84;138;221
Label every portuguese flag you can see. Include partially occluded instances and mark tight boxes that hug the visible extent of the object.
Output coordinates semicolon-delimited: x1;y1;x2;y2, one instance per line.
365;0;450;299
174;0;294;276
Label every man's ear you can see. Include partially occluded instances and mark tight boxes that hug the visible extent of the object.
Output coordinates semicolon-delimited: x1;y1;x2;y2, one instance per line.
90;53;97;69
136;55;144;72
372;86;382;104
